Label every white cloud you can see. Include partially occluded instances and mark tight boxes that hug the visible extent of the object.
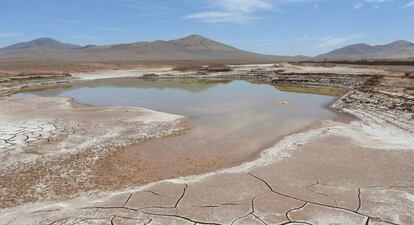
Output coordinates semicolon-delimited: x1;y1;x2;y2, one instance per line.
403;0;414;8
353;0;393;9
184;0;274;23
185;0;322;23
214;0;274;12
316;34;364;48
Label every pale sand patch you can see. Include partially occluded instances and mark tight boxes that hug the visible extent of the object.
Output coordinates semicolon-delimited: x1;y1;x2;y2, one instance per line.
279;63;392;76
69;63;395;85
72;67;174;80
0;97;185;208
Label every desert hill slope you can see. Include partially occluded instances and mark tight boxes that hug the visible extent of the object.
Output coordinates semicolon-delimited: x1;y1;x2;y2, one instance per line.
0;35;300;62
1;38;82;51
317;40;414;60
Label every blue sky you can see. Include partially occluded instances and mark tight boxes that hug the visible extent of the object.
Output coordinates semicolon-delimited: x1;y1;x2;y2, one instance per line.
1;0;413;56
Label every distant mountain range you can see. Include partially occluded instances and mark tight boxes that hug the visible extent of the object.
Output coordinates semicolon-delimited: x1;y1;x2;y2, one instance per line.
0;35;413;62
2;38;82;51
317;40;414;60
0;35;300;62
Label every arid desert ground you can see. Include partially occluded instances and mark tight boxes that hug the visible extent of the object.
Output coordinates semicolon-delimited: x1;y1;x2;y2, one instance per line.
2;0;414;222
0;61;413;225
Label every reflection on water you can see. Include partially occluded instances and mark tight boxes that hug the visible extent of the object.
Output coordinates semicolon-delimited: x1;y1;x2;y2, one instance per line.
274;84;347;97
18;78;338;164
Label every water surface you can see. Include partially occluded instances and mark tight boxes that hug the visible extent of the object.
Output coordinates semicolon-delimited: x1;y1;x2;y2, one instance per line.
17;78;338;177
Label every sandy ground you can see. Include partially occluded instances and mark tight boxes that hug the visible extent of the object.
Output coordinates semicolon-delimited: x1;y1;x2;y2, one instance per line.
1;62;410;97
71;63;396;80
71;67;174;80
277;63;394;76
0;63;413;224
0;113;413;225
0;97;185;208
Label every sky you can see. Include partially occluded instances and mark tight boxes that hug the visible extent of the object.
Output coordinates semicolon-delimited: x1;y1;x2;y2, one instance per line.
0;0;413;56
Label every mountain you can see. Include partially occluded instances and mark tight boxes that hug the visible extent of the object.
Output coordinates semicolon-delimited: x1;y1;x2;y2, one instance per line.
0;35;300;62
1;36;413;63
1;38;82;51
317;40;414;60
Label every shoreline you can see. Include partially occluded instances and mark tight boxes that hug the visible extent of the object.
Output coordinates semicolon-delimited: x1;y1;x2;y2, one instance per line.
0;63;413;224
0;96;187;208
1;95;413;224
1;77;341;208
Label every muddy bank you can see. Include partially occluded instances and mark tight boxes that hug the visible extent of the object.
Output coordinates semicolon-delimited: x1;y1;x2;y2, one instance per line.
173;63;413;133
272;72;414;133
272;73;371;89
0;97;185;208
0;73;73;97
1;106;413;225
2;78;341;210
0;63;413;224
334;90;414;132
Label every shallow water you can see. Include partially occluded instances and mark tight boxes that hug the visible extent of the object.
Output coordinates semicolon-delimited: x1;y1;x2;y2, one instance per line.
17;78;338;166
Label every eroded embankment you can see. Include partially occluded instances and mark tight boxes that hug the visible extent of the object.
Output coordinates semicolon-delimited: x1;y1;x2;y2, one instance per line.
272;72;414;133
1;101;413;225
0;73;74;97
0;64;413;225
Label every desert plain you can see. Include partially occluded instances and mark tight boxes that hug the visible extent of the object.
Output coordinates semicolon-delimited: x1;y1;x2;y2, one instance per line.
0;58;413;225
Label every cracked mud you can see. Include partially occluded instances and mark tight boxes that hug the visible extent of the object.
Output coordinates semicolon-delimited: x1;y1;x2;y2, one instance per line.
0;97;185;208
1;117;413;225
0;64;413;225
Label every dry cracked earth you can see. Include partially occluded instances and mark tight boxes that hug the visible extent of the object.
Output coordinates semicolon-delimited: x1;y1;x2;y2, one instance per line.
0;97;184;209
1;117;413;225
1;63;414;225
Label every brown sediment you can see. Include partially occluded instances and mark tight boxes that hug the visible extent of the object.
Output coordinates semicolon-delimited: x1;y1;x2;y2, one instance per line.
0;73;74;97
0;97;185;208
0;78;341;209
273;84;349;97
90;119;194;189
89;109;352;198
3;113;413;225
1;62;413;225
0;63;375;208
